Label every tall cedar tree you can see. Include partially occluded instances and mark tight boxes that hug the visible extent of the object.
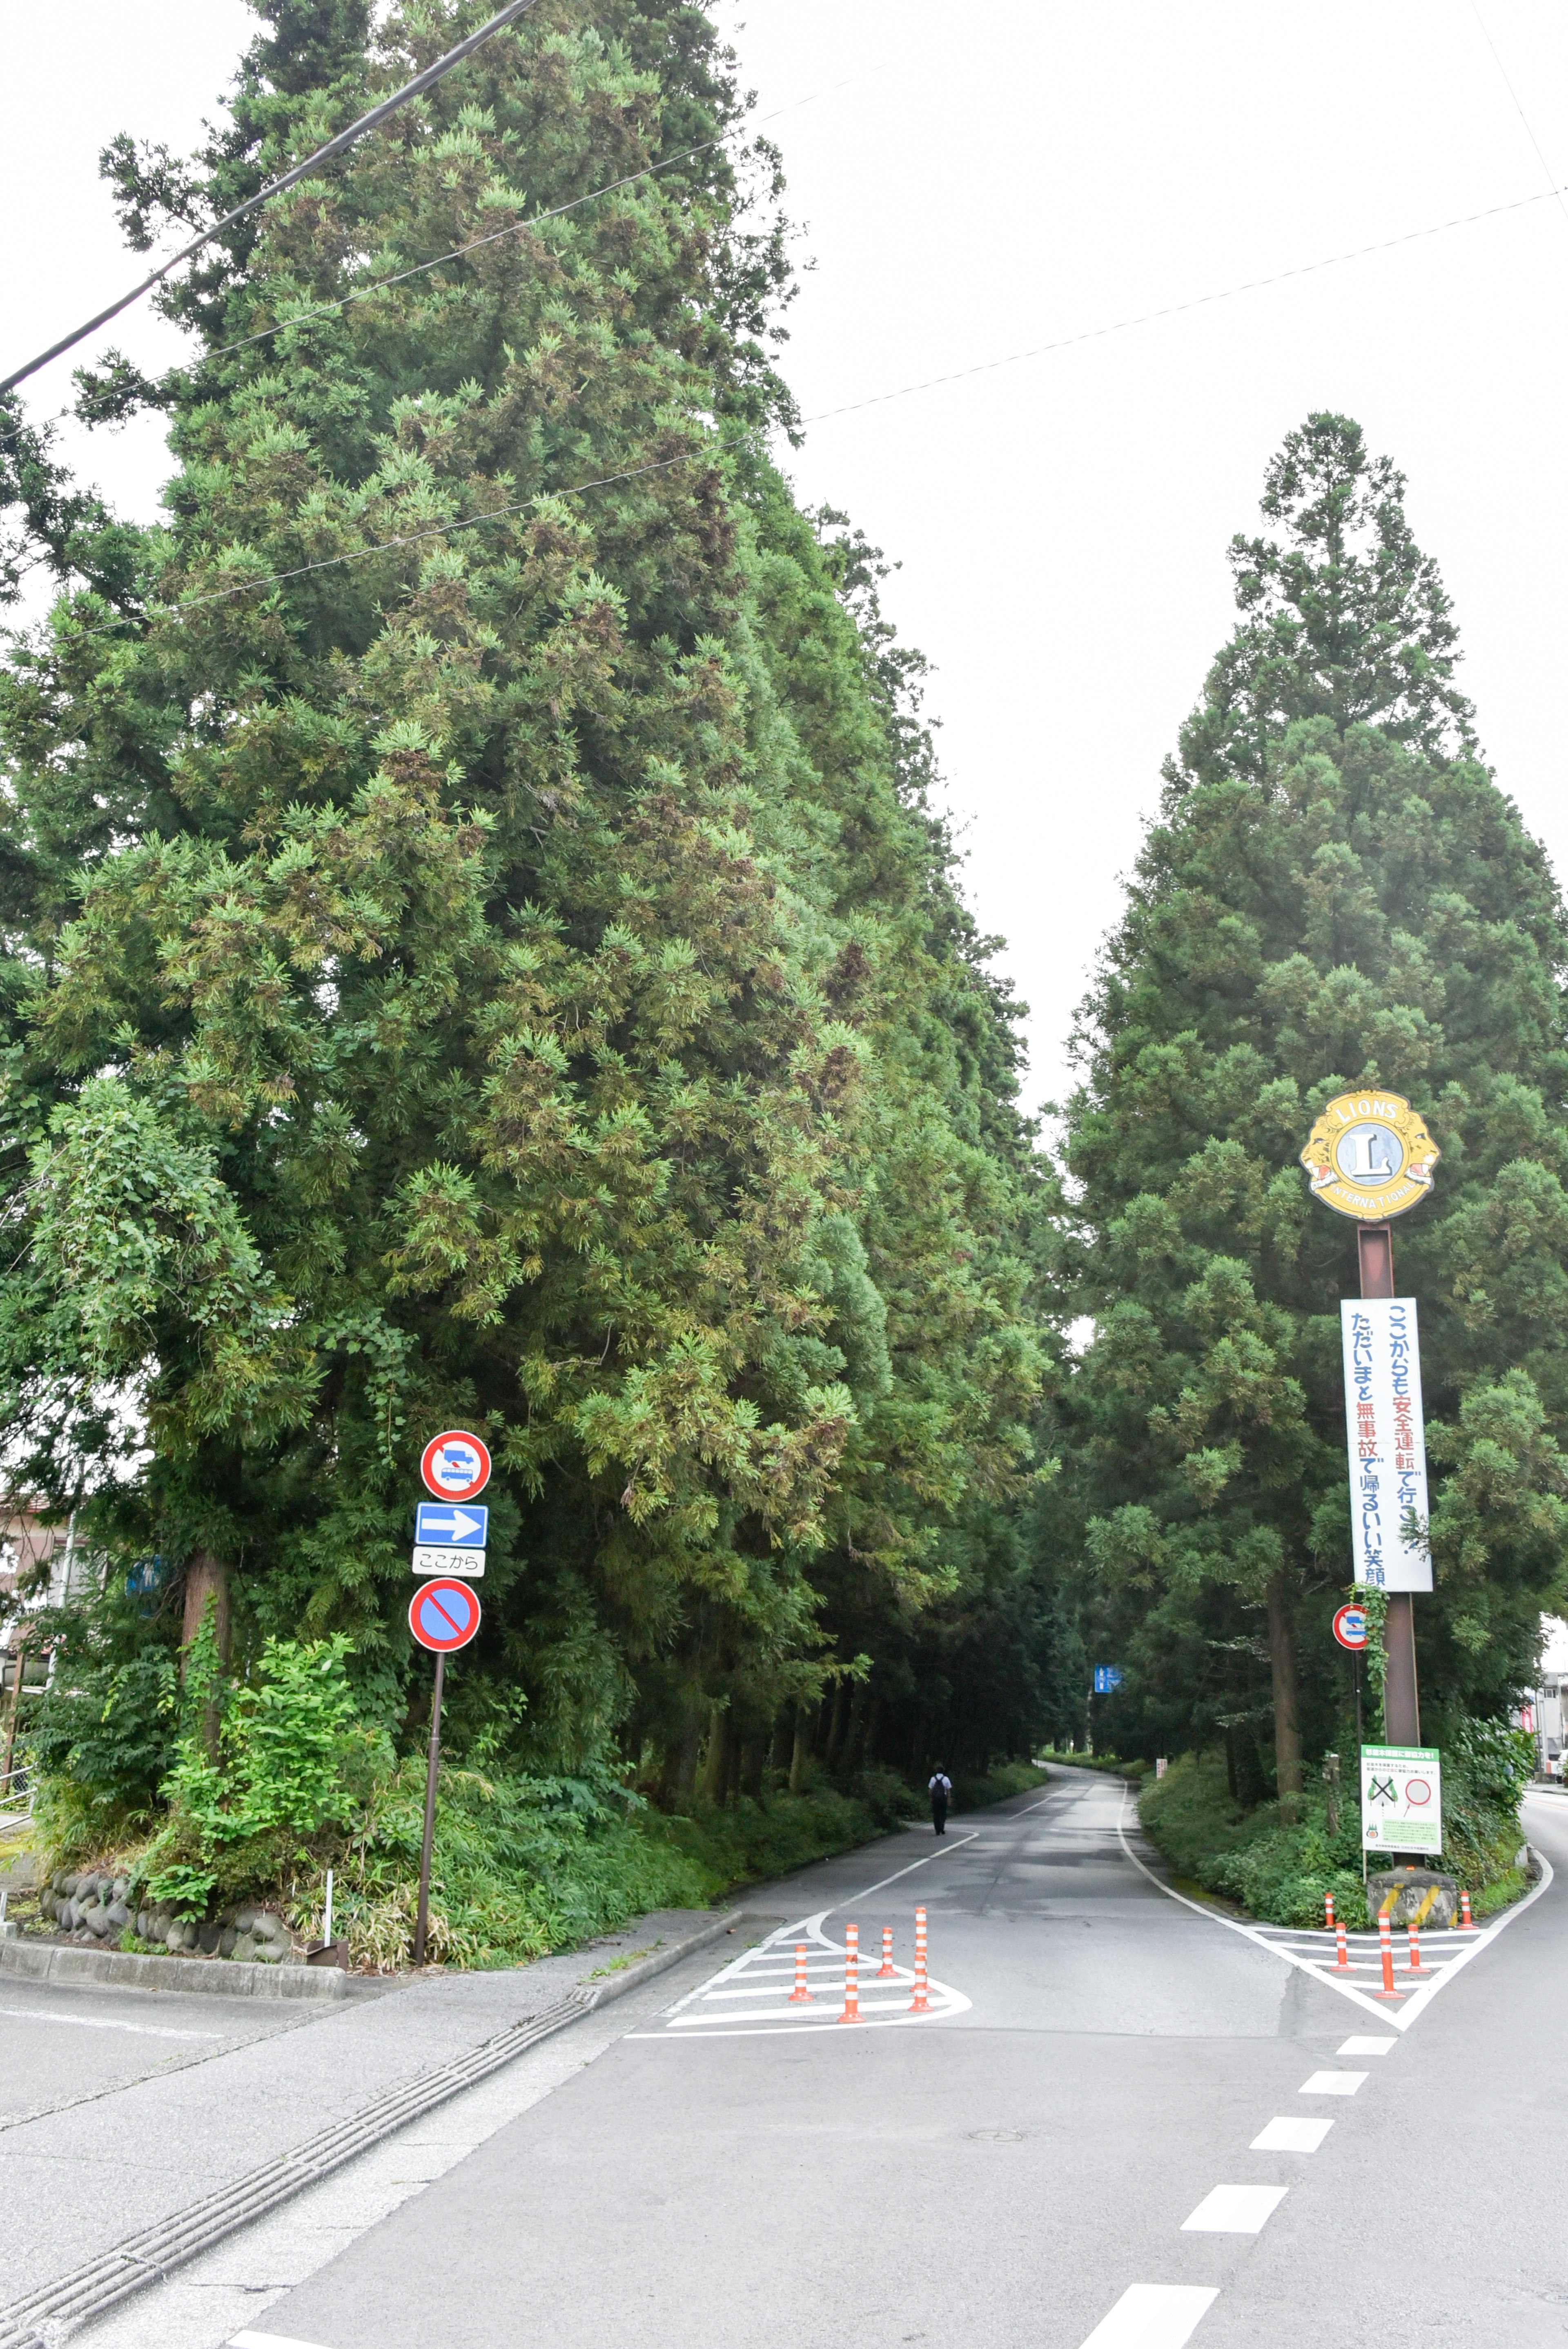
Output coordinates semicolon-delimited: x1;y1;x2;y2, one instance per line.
0;0;1047;1784
1059;415;1568;1794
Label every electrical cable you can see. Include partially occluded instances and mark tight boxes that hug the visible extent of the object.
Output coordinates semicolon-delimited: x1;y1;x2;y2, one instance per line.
0;0;543;399
49;174;1568;647
0;71;862;451
805;182;1568;425
1467;1;1568;229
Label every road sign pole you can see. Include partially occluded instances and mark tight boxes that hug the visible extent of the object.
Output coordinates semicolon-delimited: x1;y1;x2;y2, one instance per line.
1359;1224;1420;1745
412;1650;445;1969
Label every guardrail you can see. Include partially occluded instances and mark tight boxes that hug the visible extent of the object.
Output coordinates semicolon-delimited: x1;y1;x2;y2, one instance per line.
0;1764;33;1843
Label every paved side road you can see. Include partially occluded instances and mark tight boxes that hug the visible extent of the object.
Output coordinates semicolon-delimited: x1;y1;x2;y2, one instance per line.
100;1765;1559;2349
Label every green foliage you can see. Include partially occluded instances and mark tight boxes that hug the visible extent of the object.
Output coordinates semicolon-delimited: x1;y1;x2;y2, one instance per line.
1051;413;1568;1781
1140;1751;1367;1926
1139;1732;1530;1926
0;0;1051;1820
141;1622;386;1912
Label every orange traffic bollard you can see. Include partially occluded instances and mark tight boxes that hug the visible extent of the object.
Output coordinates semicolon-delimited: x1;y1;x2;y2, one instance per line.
909;1905;931;2012
1333;1919;1351;1972
838;1923;862;2022
788;1942;813;2002
876;1926;897;1978
1324;1891;1335;1930
1461;1890;1474;1929
1374;1908;1405;2000
1407;1921;1423;1973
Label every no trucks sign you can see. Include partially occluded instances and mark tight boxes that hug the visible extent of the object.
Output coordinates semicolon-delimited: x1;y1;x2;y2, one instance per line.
1360;1743;1442;1856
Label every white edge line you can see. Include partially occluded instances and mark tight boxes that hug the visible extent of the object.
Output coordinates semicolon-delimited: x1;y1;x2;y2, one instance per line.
1115;1784;1555;2030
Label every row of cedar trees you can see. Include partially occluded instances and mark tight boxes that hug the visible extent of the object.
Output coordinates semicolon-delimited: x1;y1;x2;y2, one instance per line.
0;0;1564;1820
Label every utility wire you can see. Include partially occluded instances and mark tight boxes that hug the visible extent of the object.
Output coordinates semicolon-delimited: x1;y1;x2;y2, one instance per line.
0;72;860;451
0;0;543;398
806;182;1568;424
1467;1;1568;229
42;175;1568;645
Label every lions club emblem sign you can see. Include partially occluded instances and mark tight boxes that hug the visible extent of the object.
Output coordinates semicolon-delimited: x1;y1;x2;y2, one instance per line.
1300;1090;1439;1222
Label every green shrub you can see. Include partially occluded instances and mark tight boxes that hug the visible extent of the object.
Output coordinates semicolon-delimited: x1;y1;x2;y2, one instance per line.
1139;1734;1531;1927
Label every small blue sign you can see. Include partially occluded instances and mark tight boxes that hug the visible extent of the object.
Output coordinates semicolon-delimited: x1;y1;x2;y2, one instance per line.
1093;1665;1123;1694
414;1502;488;1548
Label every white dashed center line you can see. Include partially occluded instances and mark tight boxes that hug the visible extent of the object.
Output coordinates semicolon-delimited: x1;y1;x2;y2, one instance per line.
1338;2034;1396;2055
1180;2183;1288;2233
1298;2068;1368;2094
1078;2283;1220;2347
1251;2115;1333;2152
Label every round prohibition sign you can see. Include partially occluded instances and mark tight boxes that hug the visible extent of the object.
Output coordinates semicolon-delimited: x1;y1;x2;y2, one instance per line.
409;1578;482;1653
421;1429;491;1501
1403;1777;1433;1806
1332;1602;1368;1651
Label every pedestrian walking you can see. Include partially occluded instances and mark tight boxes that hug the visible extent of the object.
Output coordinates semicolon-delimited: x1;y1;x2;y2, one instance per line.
929;1767;952;1835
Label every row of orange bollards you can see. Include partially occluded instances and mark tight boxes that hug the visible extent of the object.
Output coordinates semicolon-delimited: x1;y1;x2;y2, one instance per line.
1321;1885;1478;1996
786;1907;934;2021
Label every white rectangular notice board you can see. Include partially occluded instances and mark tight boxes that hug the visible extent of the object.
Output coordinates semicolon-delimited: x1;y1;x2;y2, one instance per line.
1340;1297;1432;1591
1360;1743;1442;1855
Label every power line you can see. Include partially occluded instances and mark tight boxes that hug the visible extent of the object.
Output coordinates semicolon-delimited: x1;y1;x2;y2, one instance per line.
42;175;1568;646
806;183;1568;426
0;0;543;399
1467;1;1568;230
0;72;860;451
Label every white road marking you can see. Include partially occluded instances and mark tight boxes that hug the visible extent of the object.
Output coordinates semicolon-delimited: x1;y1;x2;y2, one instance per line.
631;1911;971;2038
1339;2035;1396;2055
0;2004;225;2040
1112;1781;1556;2030
1299;2069;1367;2094
230;2333;336;2349
1077;2283;1219;2347
1251;2116;1333;2151
841;1832;980;1906
1181;2183;1287;2232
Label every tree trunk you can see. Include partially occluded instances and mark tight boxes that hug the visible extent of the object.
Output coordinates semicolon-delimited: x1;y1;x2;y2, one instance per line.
181;1551;232;1664
702;1704;731;1804
1267;1571;1304;1805
788;1704;811;1795
840;1683;868;1777
672;1707;704;1804
824;1680;848;1773
180;1550;232;1766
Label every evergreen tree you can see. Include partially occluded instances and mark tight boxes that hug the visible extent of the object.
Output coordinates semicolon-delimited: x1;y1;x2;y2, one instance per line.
1058;414;1568;1792
0;0;1046;1790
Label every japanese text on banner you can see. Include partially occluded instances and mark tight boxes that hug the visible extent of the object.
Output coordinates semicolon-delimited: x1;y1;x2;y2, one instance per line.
1339;1296;1432;1593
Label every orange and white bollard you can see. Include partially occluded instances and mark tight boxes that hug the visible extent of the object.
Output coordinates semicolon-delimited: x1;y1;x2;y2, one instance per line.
876;1926;897;1978
1374;1908;1405;2000
909;1905;931;2012
838;1923;862;2022
1461;1890;1474;1929
788;1942;813;2002
1325;1891;1335;1931
1406;1921;1423;1973
1333;1918;1351;1972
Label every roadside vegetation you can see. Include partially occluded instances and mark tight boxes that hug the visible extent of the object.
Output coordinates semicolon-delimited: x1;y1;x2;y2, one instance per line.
1138;1722;1535;1927
2;0;1560;1954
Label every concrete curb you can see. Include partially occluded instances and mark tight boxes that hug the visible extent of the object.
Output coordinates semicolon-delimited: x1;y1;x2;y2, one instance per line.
574;1905;742;2008
0;1905;740;2349
0;1938;379;2001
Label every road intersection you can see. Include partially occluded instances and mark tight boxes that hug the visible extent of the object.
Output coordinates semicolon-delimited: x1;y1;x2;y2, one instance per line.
20;1764;1568;2349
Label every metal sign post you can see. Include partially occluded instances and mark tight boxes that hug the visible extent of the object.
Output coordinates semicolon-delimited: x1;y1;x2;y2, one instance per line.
414;1651;445;1970
407;1578;483;1966
1300;1091;1439;1757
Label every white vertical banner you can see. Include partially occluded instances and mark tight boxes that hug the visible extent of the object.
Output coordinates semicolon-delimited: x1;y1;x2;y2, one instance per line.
1340;1297;1432;1592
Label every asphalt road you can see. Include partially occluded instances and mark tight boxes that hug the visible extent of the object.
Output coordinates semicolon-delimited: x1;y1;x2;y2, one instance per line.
218;1764;1568;2349
0;1972;301;2127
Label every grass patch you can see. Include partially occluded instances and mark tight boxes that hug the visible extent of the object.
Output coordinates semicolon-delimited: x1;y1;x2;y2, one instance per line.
1034;1750;1147;1781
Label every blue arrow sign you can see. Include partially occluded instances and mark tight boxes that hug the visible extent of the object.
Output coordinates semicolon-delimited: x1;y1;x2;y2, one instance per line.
415;1502;488;1547
1093;1665;1123;1694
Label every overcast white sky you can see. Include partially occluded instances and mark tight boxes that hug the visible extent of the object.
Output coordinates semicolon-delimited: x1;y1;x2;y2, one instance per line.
4;1;1567;1115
